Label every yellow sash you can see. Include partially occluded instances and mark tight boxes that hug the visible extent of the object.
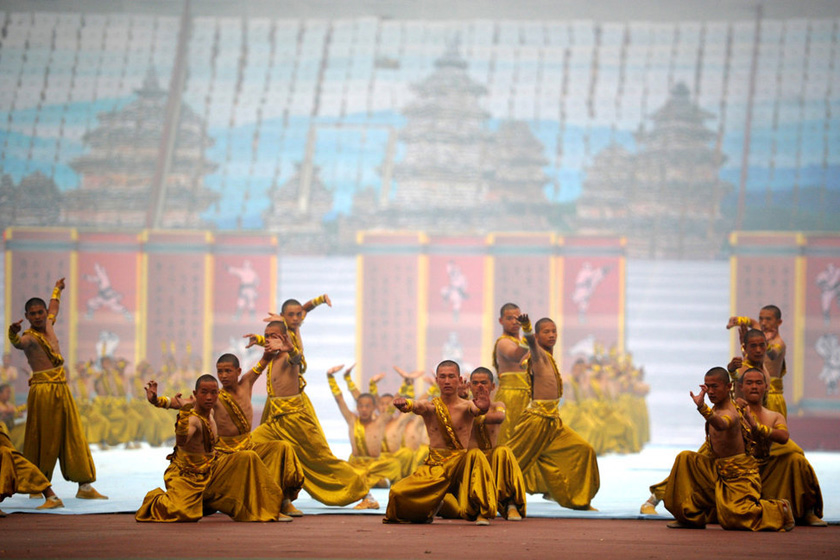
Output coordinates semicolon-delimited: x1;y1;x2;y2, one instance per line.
191;410;216;453
526;398;560;418
289;330;308;374
24;328;63;367
425;447;466;466
353;418;370;456
473;416;492;451
265;394;306;419
215;432;253;454
768;377;784;395
29;365;66;385
432;397;463;450
218;389;252;434
169;448;216;475
498;371;531;391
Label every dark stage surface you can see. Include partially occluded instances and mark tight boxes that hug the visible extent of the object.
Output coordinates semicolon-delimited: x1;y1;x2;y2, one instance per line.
0;513;836;559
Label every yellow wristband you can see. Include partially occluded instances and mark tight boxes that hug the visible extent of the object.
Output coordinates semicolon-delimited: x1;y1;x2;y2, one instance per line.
8;329;21;347
155;396;170;409
738;317;751;326
757;424;771;438
313;295;327;307
328;375;341;397
521;320;533;334
404;399;414;413
51;287;61;301
252;362;267;375
368;380;379;395
697;403;714;420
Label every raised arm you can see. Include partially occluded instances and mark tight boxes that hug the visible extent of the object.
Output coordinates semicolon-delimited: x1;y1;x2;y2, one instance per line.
144;379;185;410
327;364;356;424
241;349;274;388
517;313;542;363
342;363;361;400
691;386;733;432
302;293;331;313
48;278;65;323
8;319;27;350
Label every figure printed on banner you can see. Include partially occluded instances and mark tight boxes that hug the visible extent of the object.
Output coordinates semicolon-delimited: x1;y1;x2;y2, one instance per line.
83;263;132;321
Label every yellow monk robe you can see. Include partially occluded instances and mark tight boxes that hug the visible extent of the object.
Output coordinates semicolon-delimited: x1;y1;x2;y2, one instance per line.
662;448;717;526
135;447;283;522
384;398;496;524
348;419;410;488
587;379;639;455
252;394;368;506
766;378;787;418
216;389;304;502
1;421;51;500
560;378;608;456
22;330;95;483
507;400;600;509
132;376;172;446
379;431;416;480
493;335;531;447
440;415;527;520
752;431;823;522
713;453;789;531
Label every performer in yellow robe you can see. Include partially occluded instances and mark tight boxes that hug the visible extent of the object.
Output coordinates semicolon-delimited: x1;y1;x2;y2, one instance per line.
384;360;496;525
136;375;285;523
248;314;369;507
665;367;793;531
8;279;105;499
506;316;600;510
727;306;788;417
439;367;526;521
148;353;305;518
1;421;64;512
492;304;531;446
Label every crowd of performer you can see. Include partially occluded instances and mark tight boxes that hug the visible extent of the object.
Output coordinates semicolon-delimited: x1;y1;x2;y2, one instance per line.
0;279;827;531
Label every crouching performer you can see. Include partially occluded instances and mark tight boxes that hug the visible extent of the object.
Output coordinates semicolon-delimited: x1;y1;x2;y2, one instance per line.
136;375;285;522
383;360;497;526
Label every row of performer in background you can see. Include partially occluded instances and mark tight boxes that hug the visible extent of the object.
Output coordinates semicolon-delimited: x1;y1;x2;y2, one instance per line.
0;281;827;531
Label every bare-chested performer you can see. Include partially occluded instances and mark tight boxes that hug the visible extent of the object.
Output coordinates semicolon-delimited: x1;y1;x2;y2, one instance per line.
248;318;369;507
726;329;771;401
136;375;285;522
383;360;496;525
327;364;405;509
439;366;526;521
505;315;600;510
7;278;106;500
492;303;531;446
727;306;788;417
146;352;304;519
665;367;794;531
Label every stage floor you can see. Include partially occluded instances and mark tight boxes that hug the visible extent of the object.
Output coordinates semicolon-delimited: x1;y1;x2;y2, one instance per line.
2;443;837;522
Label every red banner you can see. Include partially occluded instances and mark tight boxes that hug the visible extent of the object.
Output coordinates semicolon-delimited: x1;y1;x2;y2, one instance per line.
4;227;77;368
211;233;277;397
557;237;626;372
425;235;488;375
141;231;213;373
801;234;840;410
357;232;425;395
75;232;141;369
487;233;556;364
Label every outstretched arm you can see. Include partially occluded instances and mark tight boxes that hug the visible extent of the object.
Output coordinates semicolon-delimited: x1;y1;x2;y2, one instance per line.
303;294;331;313
393;395;432;416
